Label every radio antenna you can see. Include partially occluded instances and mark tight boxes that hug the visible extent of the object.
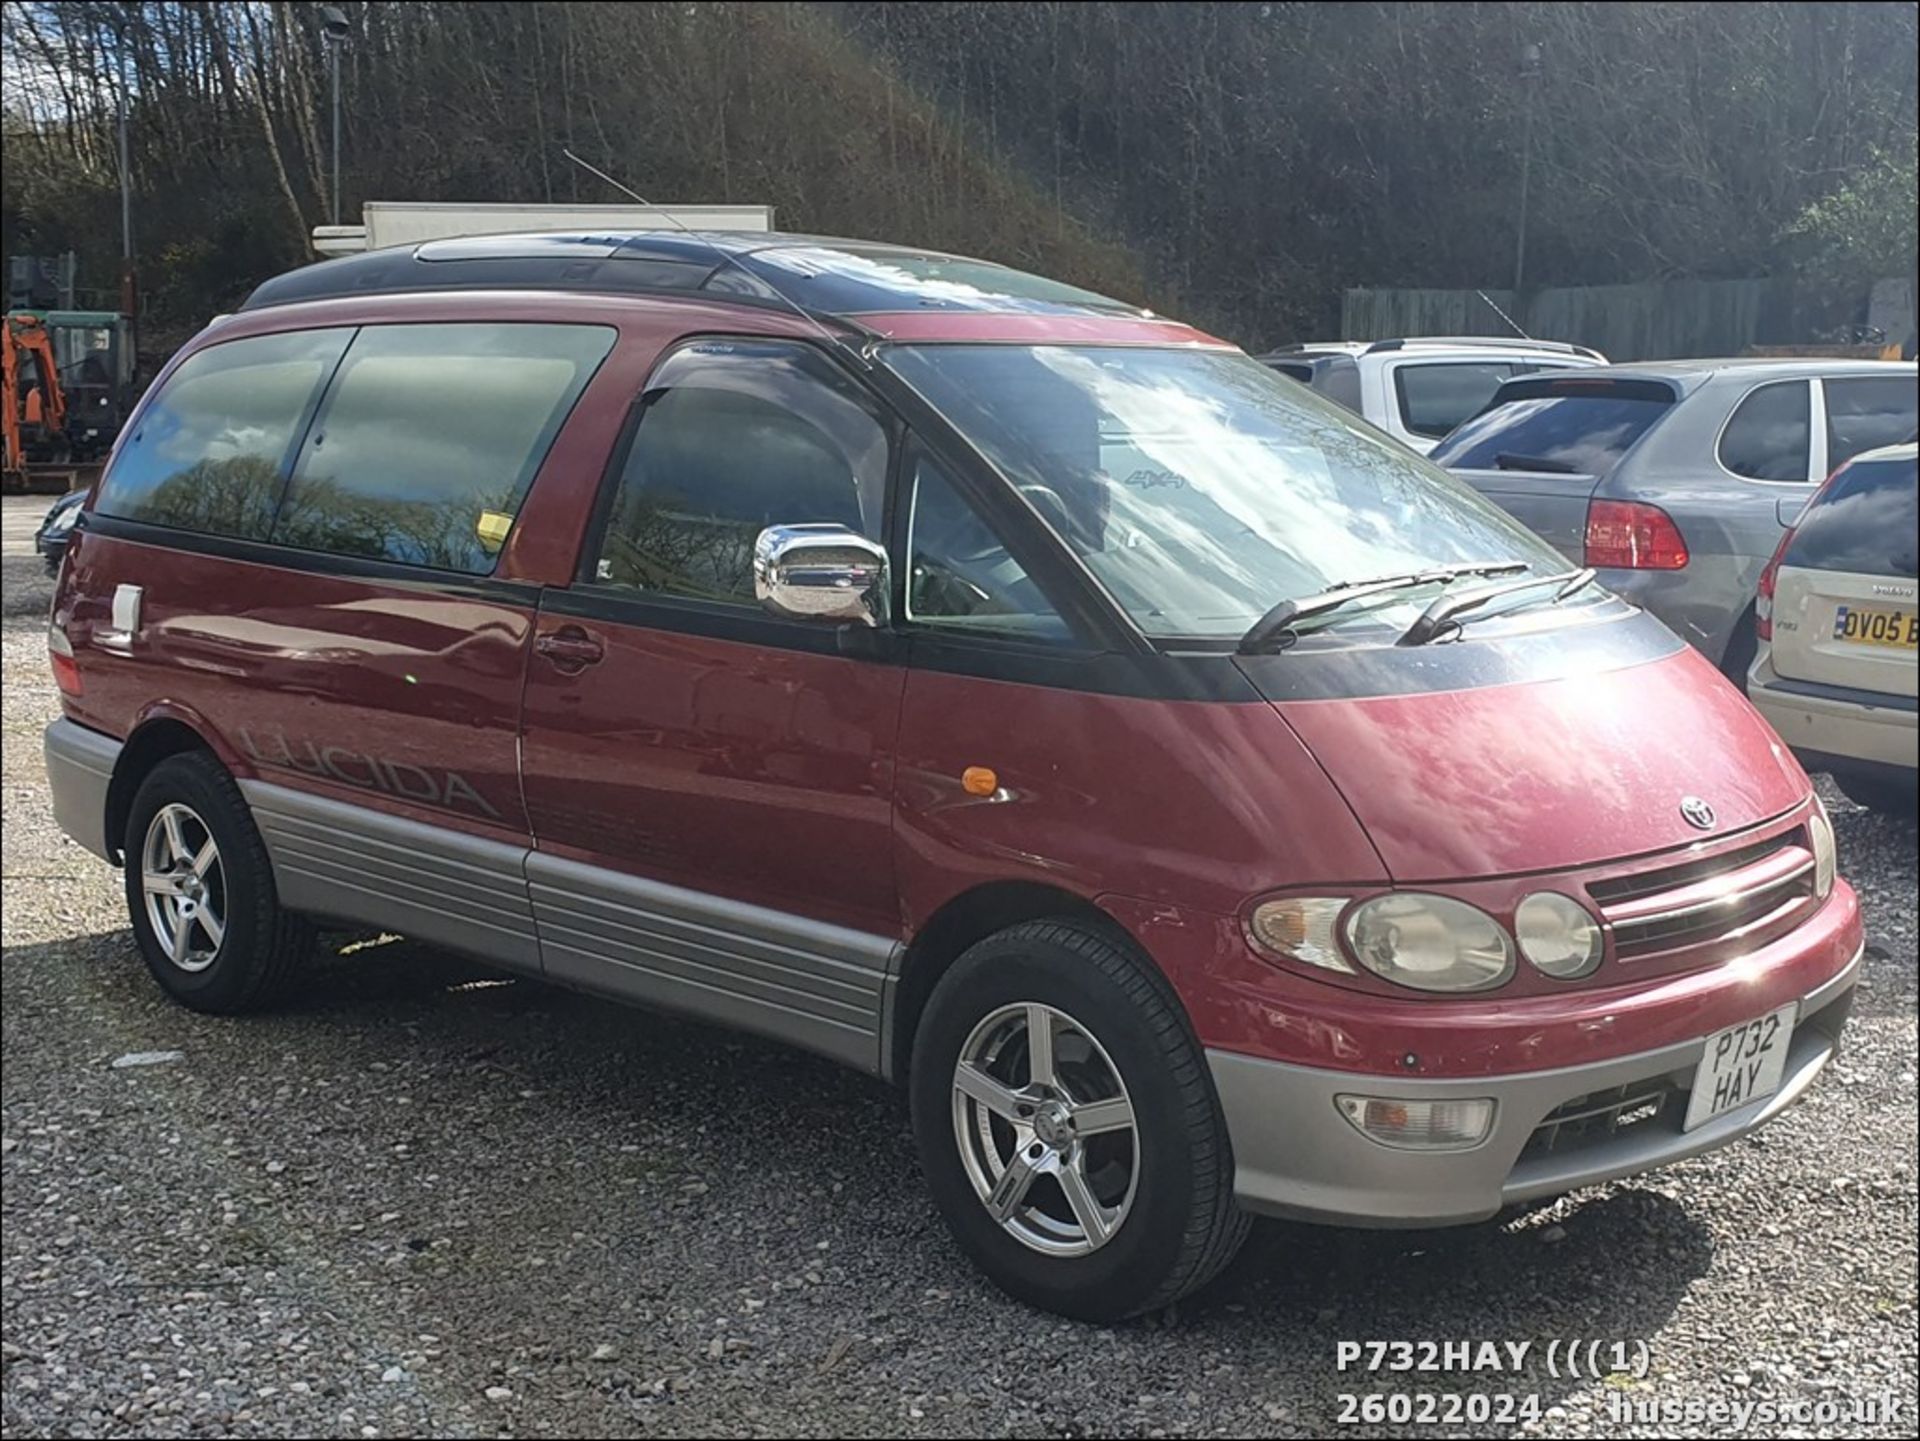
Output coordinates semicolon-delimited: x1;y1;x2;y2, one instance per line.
1476;288;1532;340
561;148;872;366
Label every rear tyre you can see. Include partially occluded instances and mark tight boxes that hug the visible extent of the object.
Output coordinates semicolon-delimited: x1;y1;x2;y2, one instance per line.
909;919;1249;1321
123;752;311;1013
1834;771;1919;819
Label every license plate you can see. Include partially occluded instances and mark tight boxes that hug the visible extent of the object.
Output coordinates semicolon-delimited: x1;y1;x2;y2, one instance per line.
1832;604;1919;650
1683;1004;1796;1131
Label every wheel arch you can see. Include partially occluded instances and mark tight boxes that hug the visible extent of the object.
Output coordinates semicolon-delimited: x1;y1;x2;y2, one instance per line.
885;880;1159;1084
105;710;237;863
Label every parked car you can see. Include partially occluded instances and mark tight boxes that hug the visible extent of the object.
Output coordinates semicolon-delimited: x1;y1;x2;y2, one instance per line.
33;488;87;575
1257;336;1607;453
1748;442;1918;814
1430;360;1920;680
44;232;1861;1321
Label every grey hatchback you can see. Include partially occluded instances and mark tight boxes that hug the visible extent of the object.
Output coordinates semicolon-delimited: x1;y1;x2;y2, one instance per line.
1431;360;1918;679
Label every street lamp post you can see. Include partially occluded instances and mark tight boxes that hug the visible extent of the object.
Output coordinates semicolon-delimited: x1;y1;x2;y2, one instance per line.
1513;40;1542;295
320;6;350;226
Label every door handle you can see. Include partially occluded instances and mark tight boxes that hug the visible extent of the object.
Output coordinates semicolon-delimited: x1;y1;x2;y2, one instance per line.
535;626;605;670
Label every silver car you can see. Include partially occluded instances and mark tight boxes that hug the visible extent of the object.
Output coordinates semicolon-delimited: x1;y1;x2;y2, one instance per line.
1430;360;1918;679
1748;442;1917;815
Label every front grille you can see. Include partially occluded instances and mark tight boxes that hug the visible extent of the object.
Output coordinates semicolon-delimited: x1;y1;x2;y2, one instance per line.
1589;832;1793;905
1592;826;1816;961
1522;1078;1675;1159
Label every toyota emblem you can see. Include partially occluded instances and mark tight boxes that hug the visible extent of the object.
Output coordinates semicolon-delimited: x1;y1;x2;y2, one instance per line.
1680;796;1716;830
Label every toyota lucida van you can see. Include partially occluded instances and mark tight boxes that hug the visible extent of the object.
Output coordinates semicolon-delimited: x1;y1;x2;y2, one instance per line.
44;233;1862;1321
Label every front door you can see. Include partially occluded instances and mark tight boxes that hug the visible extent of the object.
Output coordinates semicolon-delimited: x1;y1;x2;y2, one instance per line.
517;338;908;1068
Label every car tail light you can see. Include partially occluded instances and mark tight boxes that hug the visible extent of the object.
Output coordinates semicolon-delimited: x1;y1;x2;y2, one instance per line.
1755;526;1796;642
48;622;82;696
1583;499;1689;570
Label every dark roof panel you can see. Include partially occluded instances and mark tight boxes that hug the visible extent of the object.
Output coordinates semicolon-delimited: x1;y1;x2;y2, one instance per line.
237;230;1145;322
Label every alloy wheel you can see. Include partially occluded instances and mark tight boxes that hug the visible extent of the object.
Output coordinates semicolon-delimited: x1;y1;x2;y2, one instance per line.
950;1001;1139;1256
140;802;227;972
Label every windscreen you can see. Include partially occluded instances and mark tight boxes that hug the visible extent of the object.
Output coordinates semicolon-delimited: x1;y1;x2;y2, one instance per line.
884;344;1567;641
1429;378;1676;475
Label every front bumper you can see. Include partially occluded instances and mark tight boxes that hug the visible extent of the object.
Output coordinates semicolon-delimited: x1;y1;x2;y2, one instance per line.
1210;943;1859;1227
45;717;121;861
1748;651;1918;774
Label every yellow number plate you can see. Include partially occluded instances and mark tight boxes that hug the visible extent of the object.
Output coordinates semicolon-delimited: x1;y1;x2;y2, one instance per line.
1833;605;1919;650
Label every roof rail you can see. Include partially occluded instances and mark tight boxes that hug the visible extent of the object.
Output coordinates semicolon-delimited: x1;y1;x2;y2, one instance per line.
1362;335;1604;361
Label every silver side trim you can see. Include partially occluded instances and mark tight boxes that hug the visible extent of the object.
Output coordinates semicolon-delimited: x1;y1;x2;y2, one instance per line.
527;852;899;1074
241;780;541;972
45;718;122;861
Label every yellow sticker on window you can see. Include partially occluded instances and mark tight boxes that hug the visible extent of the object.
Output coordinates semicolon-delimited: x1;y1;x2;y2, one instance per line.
475;510;513;552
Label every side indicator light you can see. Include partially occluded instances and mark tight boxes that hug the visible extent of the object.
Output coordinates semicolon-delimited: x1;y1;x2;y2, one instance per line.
961;766;998;796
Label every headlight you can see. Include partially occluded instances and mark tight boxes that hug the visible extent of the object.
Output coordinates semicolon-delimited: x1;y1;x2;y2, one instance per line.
1248;896;1352;972
1809;801;1836;899
1343;893;1514;993
46;503;81;536
1515;891;1604;978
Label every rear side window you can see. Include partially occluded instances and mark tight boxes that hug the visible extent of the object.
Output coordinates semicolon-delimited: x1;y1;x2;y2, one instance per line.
1393;362;1515;440
590;340;891;604
1824;375;1918;470
273;323;613;573
1428;379;1675;475
95;329;351;539
1784;453;1919;578
1717;380;1810;482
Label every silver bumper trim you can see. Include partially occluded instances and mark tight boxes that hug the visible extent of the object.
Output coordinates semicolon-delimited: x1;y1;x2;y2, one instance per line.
44;718;122;862
1209;944;1862;1228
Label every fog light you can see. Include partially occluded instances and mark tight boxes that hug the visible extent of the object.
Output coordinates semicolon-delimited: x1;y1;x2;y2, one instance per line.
1335;1095;1495;1151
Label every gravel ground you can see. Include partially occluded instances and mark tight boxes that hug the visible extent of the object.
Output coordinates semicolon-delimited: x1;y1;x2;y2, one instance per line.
3;548;1916;1439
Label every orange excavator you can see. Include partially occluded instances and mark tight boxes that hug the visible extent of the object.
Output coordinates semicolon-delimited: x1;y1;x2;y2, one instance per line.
3;313;69;491
3;309;131;492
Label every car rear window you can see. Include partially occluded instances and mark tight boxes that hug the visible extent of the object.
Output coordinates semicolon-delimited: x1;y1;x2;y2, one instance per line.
96;329;353;540
1427;378;1675;475
1784;452;1919;578
1392;362;1516;440
1824;375;1918;470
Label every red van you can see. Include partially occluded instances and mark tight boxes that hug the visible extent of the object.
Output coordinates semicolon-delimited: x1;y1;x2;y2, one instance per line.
44;234;1861;1321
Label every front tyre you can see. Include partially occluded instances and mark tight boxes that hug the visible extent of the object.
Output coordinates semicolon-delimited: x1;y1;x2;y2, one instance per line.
909;919;1249;1321
123;752;311;1013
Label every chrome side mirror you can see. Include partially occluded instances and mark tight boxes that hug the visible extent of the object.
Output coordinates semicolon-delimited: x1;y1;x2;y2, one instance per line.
753;524;889;627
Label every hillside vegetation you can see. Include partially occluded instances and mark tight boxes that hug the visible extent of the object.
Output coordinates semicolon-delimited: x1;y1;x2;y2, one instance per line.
3;1;1915;347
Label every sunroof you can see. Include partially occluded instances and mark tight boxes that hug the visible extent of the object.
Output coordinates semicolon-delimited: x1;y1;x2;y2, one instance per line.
723;245;1140;316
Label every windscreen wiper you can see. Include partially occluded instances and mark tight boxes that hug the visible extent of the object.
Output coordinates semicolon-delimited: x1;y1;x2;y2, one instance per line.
1397;568;1596;646
1237;561;1531;655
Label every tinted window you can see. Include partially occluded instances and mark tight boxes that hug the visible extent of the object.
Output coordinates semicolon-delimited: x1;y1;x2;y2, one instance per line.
1394;362;1515;439
1824;375;1918;470
907;451;1068;640
95;328;351;538
1429;380;1675;475
1717;380;1810;482
1784;452;1919;578
272;323;612;573
593;341;890;604
887;345;1568;641
1317;358;1364;414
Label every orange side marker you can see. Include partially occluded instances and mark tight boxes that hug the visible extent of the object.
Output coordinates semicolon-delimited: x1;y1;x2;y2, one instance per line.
961;766;998;797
